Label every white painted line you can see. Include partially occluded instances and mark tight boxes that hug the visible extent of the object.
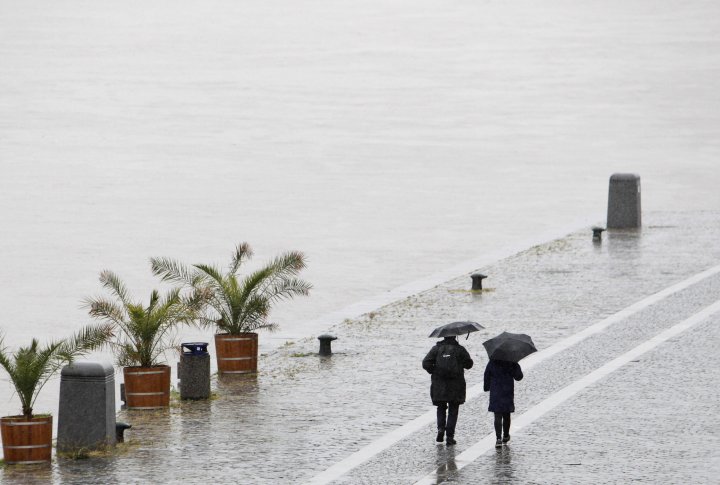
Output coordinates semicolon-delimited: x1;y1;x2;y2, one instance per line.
414;299;720;485
302;262;720;485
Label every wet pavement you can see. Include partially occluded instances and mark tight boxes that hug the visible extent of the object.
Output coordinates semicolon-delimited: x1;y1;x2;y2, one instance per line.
2;211;719;484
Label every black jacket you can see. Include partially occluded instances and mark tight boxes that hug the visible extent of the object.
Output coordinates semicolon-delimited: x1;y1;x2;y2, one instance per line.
483;359;523;413
422;339;474;405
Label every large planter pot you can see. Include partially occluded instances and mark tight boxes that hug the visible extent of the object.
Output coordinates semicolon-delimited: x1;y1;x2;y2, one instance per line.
123;365;171;409
215;333;258;374
1;415;53;464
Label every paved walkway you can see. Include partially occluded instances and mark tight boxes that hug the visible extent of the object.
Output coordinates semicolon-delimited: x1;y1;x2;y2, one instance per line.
2;211;719;484
313;260;720;484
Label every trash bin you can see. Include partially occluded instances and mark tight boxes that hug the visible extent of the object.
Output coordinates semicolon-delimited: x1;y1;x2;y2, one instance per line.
178;342;210;400
182;342;209;355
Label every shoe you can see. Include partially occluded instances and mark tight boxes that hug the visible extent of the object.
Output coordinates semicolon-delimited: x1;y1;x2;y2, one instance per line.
502;435;510;443
495;439;503;448
436;429;445;443
446;436;457;446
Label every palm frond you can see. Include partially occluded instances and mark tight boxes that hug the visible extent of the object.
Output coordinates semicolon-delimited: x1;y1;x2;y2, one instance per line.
183;286;213;315
0;334;16;384
265;278;313;303
193;264;225;286
98;270;132;307
254;322;279;333
254;251;309;295
84;297;126;326
228;242;253;276
150;257;198;285
57;323;114;361
267;251;307;276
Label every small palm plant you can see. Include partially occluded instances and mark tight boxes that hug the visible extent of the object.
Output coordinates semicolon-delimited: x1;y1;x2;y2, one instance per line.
84;270;203;367
0;324;113;420
150;243;311;335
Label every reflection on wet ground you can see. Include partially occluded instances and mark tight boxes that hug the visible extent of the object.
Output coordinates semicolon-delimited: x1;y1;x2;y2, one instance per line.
433;446;457;484
493;446;514;484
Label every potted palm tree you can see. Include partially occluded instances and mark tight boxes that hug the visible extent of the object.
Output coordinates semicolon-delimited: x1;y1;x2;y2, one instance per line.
0;324;112;464
85;270;203;408
151;242;311;374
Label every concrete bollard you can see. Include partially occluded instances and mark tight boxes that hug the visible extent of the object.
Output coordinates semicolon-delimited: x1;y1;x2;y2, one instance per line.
178;342;211;400
471;273;487;290
318;334;337;356
607;173;641;229
57;361;116;453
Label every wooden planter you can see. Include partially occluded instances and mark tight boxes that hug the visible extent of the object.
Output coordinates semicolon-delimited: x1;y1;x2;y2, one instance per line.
1;415;53;464
215;333;258;374
123;365;171;409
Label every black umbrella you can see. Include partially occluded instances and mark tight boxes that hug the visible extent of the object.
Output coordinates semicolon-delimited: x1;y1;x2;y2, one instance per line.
482;331;537;362
428;321;485;339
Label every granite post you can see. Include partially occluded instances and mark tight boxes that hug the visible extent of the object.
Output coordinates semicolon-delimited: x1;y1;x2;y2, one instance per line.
607;173;641;229
57;361;116;453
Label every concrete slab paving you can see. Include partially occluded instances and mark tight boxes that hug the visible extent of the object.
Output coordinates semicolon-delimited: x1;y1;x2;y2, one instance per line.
434;313;720;484
342;273;720;484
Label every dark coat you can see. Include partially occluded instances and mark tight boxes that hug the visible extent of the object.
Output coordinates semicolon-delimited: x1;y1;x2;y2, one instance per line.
483;359;523;413
422;339;474;405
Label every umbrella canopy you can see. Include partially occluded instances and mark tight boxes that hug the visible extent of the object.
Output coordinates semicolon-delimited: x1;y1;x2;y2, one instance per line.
482;331;537;362
428;321;485;338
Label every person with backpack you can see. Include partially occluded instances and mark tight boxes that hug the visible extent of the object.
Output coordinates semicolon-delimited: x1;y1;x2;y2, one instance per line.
422;335;474;445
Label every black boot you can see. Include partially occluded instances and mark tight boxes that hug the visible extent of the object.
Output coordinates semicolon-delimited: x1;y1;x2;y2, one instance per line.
446;435;456;446
436;428;445;443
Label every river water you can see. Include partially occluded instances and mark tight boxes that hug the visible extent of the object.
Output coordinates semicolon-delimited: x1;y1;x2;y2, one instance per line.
0;0;718;419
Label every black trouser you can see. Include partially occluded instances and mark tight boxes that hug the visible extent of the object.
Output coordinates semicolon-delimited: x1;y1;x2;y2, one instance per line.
437;402;460;437
494;412;511;439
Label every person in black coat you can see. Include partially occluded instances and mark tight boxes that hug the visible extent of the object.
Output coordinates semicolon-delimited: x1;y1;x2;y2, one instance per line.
422;336;474;445
483;359;523;447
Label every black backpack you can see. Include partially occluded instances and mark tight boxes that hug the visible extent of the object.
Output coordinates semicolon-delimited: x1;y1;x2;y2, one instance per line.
434;344;462;379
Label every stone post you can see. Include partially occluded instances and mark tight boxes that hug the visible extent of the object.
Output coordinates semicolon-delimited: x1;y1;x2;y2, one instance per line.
607;173;641;228
57;361;116;453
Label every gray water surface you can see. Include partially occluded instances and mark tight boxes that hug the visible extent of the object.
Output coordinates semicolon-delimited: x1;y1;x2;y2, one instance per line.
1;0;719;419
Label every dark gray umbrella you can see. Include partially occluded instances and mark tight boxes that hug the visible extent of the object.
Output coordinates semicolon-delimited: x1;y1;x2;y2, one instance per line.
428;321;485;338
482;331;537;362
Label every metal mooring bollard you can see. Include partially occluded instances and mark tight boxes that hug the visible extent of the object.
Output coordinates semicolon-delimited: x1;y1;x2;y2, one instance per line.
471;273;487;291
592;227;605;242
318;334;337;356
607;173;641;229
116;422;132;443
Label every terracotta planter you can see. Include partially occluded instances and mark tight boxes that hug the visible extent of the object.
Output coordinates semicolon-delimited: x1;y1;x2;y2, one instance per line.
215;333;258;374
123;365;171;409
1;415;53;464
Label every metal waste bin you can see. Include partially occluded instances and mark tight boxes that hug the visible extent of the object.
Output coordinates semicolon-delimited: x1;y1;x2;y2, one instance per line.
178;342;210;400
